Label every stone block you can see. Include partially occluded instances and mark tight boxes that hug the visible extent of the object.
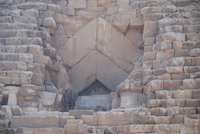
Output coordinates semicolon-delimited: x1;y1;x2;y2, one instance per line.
82;115;98;126
38;92;56;106
19;53;33;64
53;13;69;24
156;49;174;60
34;128;64;134
59;116;74;128
153;124;180;133
11;106;22;116
173;41;182;49
120;92;138;108
28;45;43;55
154;116;172;124
7;93;17;106
43;17;56;29
97;51;129;91
186;33;200;41
130;18;144;28
147;99;162;108
129;125;153;133
34;3;47;11
173;90;192;99
186;99;200;107
97;0;115;6
147;80;163;92
183;79;197;89
68;51;96;93
19;84;38;96
163;80;181;90
143;21;158;38
11;116;59;128
87;0;98;7
182;41;196;49
143;52;156;61
155;90;172;99
161;40;172;51
69;110;93;119
162;99;176;107
61;7;75;16
68;0;86;9
34;55;50;65
129;81;143;93
107;6;118;15
98;112;133;126
166;67;183;74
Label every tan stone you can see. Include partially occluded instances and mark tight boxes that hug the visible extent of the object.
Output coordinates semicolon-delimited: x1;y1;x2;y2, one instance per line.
38;92;56;106
97;0;115;6
82;115;98;126
68;51;96;93
143;52;156;61
19;84;38;96
130;18;143;28
68;0;86;9
143;21;158;38
129;125;153;133
53;13;69;24
163;80;181;90
147;80;163;92
97;51;129;91
11;116;59;128
98;112;133;126
11;106;22;116
43;17;56;29
156;49;174;60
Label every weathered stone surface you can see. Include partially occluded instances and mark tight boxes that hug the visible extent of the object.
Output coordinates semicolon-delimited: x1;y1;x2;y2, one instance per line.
68;51;96;93
68;0;86;9
129;125;153;133
82;115;98;126
11;116;59;128
57;19;97;67
143;21;158;38
97;51;129;91
11;106;22;116
43;17;56;29
98;112;133;126
97;17;139;70
38;92;56;106
68;110;93;120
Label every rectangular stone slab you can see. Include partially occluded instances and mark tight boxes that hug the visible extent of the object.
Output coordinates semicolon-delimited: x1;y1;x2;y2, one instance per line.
11;116;59;128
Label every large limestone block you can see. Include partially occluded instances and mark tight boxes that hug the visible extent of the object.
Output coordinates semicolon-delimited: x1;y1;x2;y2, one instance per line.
57;19;97;67
143;21;158;38
68;51;96;93
7;93;17;106
129;125;153;133
120;92;138;108
82;115;98;126
11;116;59;128
97;52;129;91
98;112;133;126
97;17;138;70
69;110;93;119
38;92;56;106
19;84;38;96
68;0;86;9
43;17;56;29
34;128;64;134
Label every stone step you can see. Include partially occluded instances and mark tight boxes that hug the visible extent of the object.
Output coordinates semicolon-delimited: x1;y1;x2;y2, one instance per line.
11;115;74;128
69;110;94;119
150;107;197;116
15;127;64;134
0;16;13;23
0;30;45;38
155;89;200;99
0;37;43;46
0;23;38;30
88;124;200;134
147;99;200;108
